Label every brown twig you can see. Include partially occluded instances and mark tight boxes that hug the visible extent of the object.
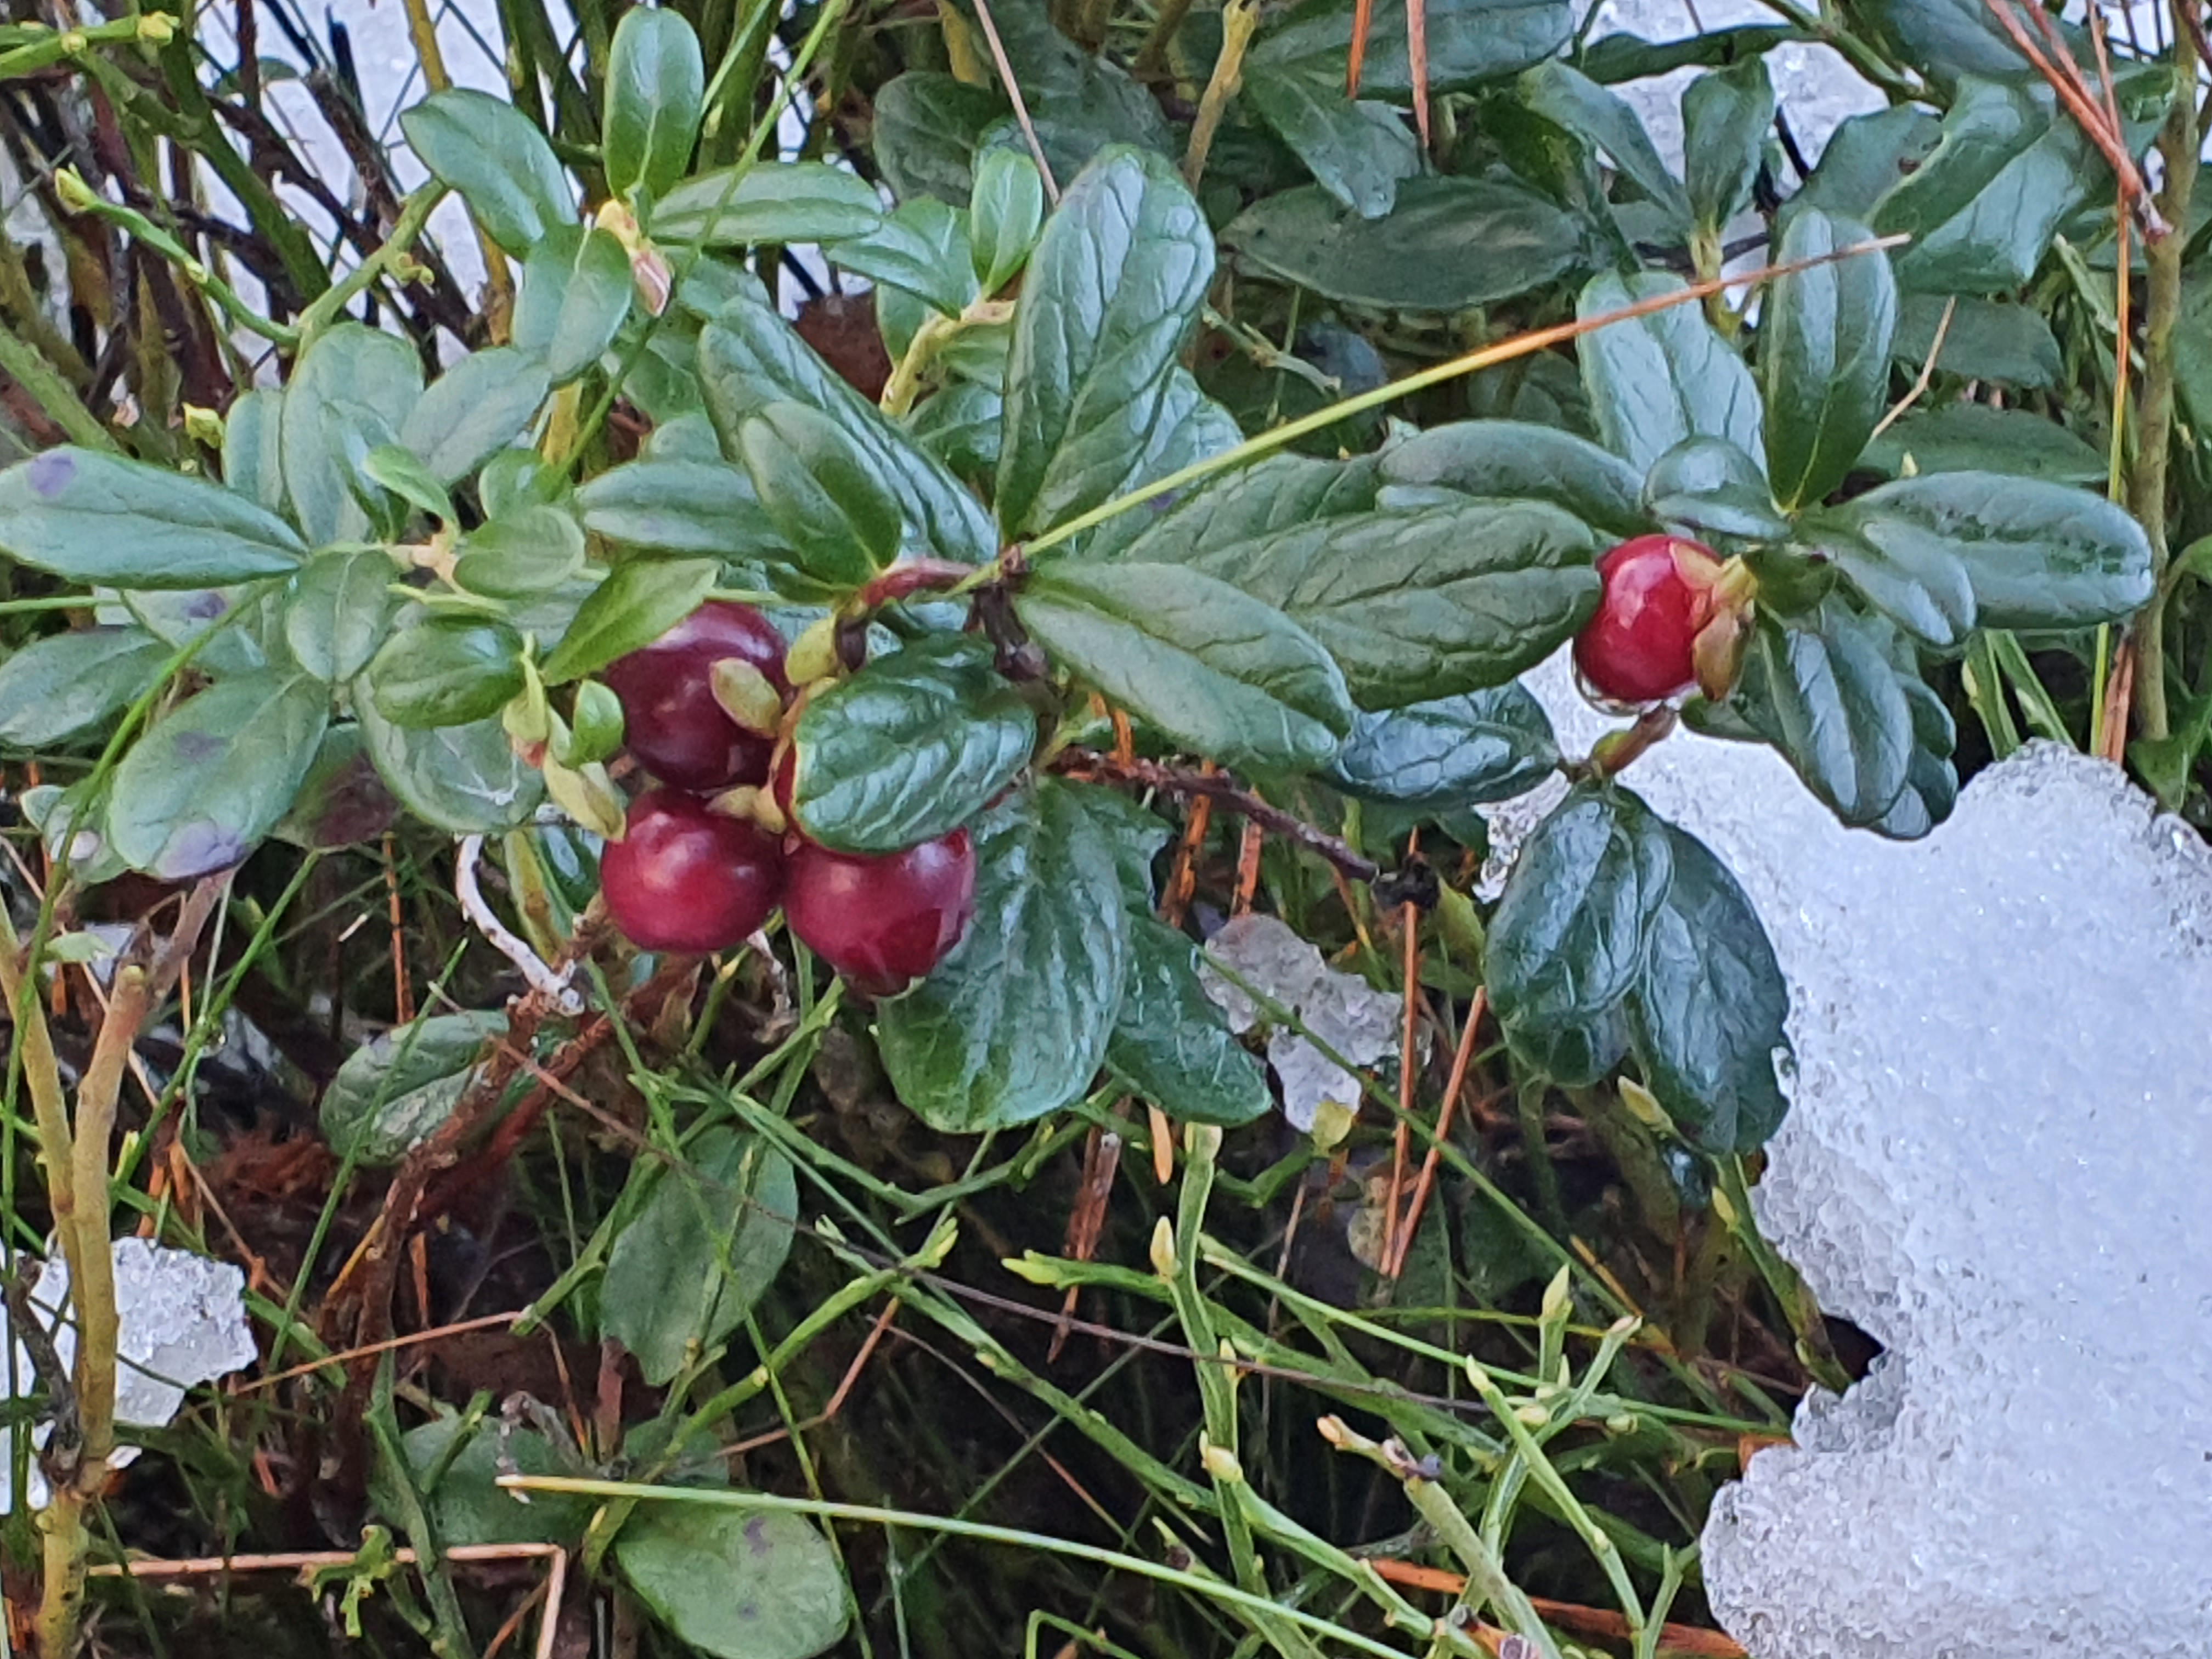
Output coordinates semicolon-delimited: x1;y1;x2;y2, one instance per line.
1365;1559;1748;1658
1054;750;1379;883
1867;295;1956;442
968;0;1060;201
1982;0;2166;239
1381;901;1420;1271
1385;989;1485;1280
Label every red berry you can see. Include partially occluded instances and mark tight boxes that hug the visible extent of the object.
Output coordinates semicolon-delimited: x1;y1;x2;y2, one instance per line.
604;602;789;791
784;830;977;991
601;789;784;953
1573;535;1723;704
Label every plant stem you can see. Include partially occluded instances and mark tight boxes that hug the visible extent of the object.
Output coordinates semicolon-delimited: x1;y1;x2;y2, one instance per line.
52;168;298;346
2128;9;2200;741
404;0;515;334
1181;0;1256;191
296;184;447;345
0;326;112;451
1053;748;1380;881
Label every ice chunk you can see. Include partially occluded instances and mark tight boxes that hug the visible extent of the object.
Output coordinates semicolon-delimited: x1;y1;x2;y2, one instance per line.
1489;652;2212;1657
2;1238;257;1509
1200;915;1402;1131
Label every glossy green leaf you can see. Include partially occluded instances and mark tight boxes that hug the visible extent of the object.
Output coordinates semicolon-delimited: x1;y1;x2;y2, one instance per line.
377;1413;594;1546
1680;55;1773;232
1246;0;1571;102
788;636;1034;854
1242;72;1421;220
738;402;903;592
871;72;1009;205
699;286;997;565
400;347;552;483
1824;472;2153;631
1795;514;1975;648
1378;421;1647;538
1788;105;1943;223
1643;436;1790;544
1762;208;1897;511
1892;294;2059;388
539;556;719;683
479;450;567;520
1120;453;1381;560
615;1505;847;1659
285;547;401;682
360;444;454;524
1629;820;1791;1153
831;198;976;317
1724;602;1915;827
1016;562;1352;771
323;1011;505;1165
1075;369;1243;559
1186;500;1599;709
1578;25;1792;83
602;1128;797;1384
400;88;572;256
222;388;286;514
0;448;304;589
358;698;544;834
1579;270;1762;474
453;503;588;598
650;160;885;246
1325;684;1558;810
366;614;527;728
1849;0;2054;83
1222;177;1585;312
0;628;167;748
997;148;1214;538
1857;404;2105;486
1108;916;1271;1127
114;586;267;679
282;324;422;545
1487;782;1673;1086
603;6;704;201
877;780;1128;1132
576;458;777;556
1520;60;1690;233
512;225;633;385
969;148;1046;290
1871;78;2095;294
906;381;1003;483
975;1;1173;176
108;672;328;879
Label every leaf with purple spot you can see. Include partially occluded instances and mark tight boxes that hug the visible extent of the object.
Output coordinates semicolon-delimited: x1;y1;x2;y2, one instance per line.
614;1502;848;1659
0;447;305;588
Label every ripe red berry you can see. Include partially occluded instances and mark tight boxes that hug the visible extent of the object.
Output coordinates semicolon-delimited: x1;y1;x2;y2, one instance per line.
1573;535;1723;704
603;601;789;791
601;789;785;953
784;829;977;991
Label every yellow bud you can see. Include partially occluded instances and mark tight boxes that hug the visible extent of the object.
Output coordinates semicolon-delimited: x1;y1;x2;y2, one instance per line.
1148;1216;1177;1280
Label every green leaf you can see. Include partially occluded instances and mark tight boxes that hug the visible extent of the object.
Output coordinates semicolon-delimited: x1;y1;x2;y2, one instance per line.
788;635;1034;854
1643;436;1790;544
1578;25;1792;83
1325;684;1558;810
1075;369;1243;559
1723;602;1915;827
601;1128;797;1385
1578;270;1762;473
650;160;886;246
0;448;305;588
400;347;552;483
400;87;571;256
1246;0;1570;102
108;672;329;879
997;148;1214;538
1108;916;1271;1127
1788;105;1943;223
1848;0;2055;83
603;5;704;201
377;1413;594;1546
1185;501;1599;710
360;444;454;524
1519;60;1691;233
872;72;1009;205
366;614;527;728
1892;294;2059;388
698;286;997;565
972;0;1173;175
539;556;720;683
512;225;633;386
322;1011;505;1165
1377;421;1646;538
1222;177;1586;313
1119;455;1380;567
1680;56;1773;233
1856;404;2105;486
1762;208;1897;511
285;548;401;682
1823;472;2153;631
877;780;1128;1131
223;388;286;515
453;503;588;599
1794;513;1974;648
480;450;567;520
0;628;167;748
738;402;904;592
1871;78;2096;294
1242;72;1421;220
114;586;268;676
615;1505;848;1659
358;699;544;834
1487;782;1673;1086
282;324;422;545
1016;562;1352;771
1629;820;1790;1153
831;198;977;318
577;458;777;557
906;381;1003;484
969;148;1046;291
272;724;399;849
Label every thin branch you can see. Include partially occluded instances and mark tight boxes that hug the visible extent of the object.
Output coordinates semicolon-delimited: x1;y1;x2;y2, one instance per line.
1053;749;1380;883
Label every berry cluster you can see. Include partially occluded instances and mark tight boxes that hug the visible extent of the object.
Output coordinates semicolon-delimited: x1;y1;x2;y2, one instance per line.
596;601;977;989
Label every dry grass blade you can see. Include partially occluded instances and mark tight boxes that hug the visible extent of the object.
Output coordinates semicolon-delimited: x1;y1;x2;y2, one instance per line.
1982;0;2165;238
969;0;1062;201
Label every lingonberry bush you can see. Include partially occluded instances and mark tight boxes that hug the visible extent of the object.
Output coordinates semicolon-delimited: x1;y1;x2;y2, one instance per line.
0;0;2190;1653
